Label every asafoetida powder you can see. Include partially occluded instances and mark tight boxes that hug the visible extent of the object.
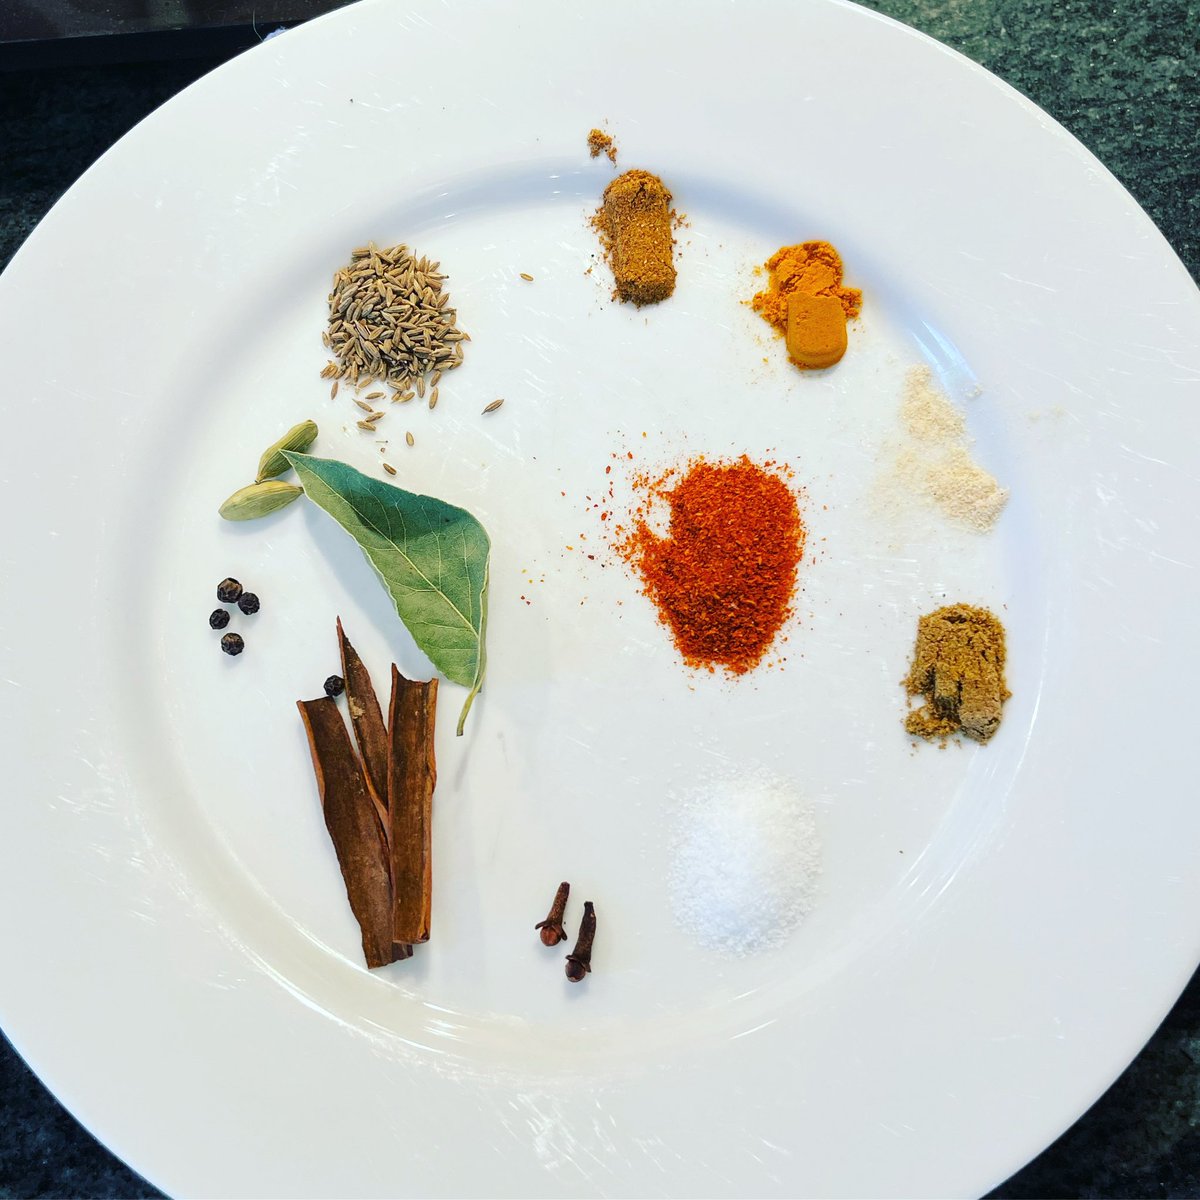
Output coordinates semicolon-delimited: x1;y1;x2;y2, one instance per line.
889;366;1009;533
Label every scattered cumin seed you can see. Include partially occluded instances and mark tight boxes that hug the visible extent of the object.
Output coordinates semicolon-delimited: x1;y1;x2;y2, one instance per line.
356;420;375;431
365;391;384;400
406;431;415;447
354;398;374;412
383;462;397;475
520;272;534;282
482;398;504;414
429;387;439;410
330;380;339;398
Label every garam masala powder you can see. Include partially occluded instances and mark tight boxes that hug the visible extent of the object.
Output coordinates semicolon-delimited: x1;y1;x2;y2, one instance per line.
594;169;677;306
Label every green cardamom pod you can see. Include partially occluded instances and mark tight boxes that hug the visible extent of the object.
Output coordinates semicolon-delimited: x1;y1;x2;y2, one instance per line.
219;480;303;521
255;419;319;482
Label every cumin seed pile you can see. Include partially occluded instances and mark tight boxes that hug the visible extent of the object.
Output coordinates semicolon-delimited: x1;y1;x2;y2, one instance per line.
320;244;468;403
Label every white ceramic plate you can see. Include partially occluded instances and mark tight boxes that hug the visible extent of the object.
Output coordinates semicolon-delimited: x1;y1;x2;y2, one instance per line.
2;1;1199;1196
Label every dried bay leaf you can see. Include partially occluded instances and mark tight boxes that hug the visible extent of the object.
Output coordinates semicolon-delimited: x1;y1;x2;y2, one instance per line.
285;452;490;734
297;697;395;968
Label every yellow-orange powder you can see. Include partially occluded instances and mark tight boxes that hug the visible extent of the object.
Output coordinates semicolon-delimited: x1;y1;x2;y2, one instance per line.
751;241;861;332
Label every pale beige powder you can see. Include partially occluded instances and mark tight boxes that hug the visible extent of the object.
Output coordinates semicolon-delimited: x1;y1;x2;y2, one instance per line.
884;367;1008;533
901;365;966;442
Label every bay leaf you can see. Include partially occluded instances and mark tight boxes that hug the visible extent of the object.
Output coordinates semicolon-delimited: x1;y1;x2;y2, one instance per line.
285;452;489;735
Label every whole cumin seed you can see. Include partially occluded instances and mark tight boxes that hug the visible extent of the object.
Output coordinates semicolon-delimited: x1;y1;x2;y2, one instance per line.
482;398;504;414
324;241;468;395
405;431;415;447
383;462;397;475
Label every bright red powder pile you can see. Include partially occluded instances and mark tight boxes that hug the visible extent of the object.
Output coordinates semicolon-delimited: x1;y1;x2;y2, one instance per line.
618;455;805;674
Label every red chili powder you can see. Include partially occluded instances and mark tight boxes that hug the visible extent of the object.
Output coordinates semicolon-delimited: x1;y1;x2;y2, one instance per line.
617;455;805;673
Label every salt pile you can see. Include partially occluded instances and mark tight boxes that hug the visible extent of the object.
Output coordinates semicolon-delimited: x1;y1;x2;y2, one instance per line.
668;771;821;955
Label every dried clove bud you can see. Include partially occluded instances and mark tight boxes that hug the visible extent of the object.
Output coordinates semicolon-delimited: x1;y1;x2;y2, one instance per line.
535;882;570;947
565;901;595;982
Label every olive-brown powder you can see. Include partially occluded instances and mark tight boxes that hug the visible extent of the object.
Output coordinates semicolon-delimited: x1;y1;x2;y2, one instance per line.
903;604;1009;743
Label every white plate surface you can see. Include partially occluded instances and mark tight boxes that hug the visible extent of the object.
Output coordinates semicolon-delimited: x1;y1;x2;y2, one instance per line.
2;1;1199;1196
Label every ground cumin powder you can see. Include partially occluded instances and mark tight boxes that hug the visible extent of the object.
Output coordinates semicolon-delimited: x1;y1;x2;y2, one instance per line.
904;604;1009;743
594;169;676;306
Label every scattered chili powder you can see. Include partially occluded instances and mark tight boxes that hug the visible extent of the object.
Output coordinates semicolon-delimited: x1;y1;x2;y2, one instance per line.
617;455;805;673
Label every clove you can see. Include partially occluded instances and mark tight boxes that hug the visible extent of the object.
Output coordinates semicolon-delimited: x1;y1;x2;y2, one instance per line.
565;901;596;982
535;882;570;947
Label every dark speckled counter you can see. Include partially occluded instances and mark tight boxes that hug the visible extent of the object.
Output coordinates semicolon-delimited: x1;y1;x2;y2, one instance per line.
1;2;1197;1196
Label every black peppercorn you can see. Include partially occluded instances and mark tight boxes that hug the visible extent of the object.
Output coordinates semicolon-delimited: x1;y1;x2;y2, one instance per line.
217;577;243;603
324;674;345;697
237;592;260;615
220;632;245;656
209;608;231;630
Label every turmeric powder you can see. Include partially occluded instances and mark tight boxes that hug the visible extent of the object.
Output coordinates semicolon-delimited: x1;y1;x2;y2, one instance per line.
785;293;847;369
752;241;861;369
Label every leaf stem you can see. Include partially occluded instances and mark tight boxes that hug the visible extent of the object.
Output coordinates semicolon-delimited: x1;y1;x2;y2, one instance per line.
456;560;489;736
456;680;481;736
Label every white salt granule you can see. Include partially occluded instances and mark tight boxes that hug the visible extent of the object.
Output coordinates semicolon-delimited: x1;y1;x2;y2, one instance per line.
668;771;821;956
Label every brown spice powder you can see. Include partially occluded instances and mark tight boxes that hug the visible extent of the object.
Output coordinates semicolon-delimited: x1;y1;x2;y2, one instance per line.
903;604;1010;743
593;169;677;307
587;128;618;163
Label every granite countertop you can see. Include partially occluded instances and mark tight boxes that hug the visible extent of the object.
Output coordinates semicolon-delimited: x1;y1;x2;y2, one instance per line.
1;2;1197;1197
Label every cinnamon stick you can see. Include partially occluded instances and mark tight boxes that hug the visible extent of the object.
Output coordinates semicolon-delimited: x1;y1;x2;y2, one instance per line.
336;617;389;832
297;697;394;969
387;664;438;945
